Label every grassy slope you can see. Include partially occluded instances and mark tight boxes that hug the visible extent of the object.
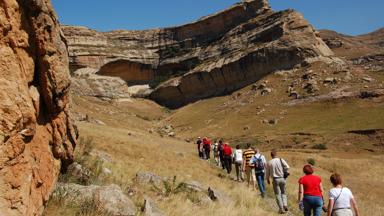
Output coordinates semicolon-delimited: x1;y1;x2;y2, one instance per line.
164;62;384;215
45;61;384;215
45;96;274;216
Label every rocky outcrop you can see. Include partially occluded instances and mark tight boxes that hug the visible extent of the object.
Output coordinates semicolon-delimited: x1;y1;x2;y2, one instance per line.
0;0;77;215
63;0;334;108
71;67;132;99
55;183;137;216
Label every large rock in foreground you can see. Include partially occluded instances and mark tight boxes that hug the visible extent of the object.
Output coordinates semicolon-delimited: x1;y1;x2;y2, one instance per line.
63;0;334;108
55;183;137;216
0;0;77;215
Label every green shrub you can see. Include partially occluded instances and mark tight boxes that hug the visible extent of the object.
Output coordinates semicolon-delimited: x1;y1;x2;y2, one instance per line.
312;143;327;150
307;158;316;166
152;176;187;197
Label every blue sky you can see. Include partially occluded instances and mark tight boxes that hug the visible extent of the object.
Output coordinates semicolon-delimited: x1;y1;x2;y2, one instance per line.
52;0;383;36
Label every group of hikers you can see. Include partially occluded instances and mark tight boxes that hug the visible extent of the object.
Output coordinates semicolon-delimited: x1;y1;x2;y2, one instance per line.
196;137;359;216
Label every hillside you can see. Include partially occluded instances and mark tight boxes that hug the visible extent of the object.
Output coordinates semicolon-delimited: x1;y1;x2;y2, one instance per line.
319;28;384;58
63;0;334;108
45;46;384;216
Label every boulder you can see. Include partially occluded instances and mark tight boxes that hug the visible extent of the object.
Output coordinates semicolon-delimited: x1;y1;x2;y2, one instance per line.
71;67;132;99
56;183;137;216
289;91;300;99
67;162;91;182
363;77;375;82
261;88;272;96
136;171;165;188
304;81;319;93
0;1;77;215
207;187;232;203
128;85;153;98
143;197;166;216
323;77;338;84
185;181;205;192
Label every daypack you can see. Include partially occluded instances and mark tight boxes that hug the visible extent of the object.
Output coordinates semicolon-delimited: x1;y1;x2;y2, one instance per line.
254;155;264;172
213;144;218;152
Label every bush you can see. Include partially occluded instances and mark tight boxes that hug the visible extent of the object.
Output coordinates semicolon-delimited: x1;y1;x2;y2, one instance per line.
307;158;316;166
312;143;327;150
152;176;187;197
59;136;108;186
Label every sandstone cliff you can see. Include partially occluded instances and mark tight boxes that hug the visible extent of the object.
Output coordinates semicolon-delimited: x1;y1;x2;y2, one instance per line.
64;0;334;108
0;0;77;215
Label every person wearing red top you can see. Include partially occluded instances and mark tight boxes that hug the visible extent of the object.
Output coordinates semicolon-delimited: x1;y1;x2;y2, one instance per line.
298;165;325;216
222;143;233;174
202;137;211;160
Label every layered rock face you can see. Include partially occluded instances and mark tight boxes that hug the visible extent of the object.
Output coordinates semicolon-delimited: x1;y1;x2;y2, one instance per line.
0;0;77;215
64;0;333;108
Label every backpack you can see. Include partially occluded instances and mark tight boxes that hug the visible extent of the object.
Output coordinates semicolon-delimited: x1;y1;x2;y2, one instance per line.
213;144;218;152
254;155;264;172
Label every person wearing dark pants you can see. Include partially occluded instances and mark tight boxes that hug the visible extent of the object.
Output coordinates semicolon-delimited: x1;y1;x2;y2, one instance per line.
202;137;211;160
222;143;233;174
196;137;203;158
218;140;225;169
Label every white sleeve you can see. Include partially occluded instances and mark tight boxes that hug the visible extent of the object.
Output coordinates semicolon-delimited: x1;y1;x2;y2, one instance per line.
282;159;290;169
329;190;335;200
262;156;267;165
347;188;354;199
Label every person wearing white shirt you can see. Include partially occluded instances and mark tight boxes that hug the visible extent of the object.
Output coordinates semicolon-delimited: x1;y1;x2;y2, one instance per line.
233;145;244;181
327;173;359;216
266;149;290;214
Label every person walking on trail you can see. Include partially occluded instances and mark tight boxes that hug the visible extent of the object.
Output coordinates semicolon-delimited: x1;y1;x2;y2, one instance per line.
218;140;225;170
298;165;325;216
213;140;220;166
196;137;203;158
242;143;256;190
266;149;290;214
202;137;211;160
222;143;233;174
250;149;267;197
233;145;243;181
326;173;359;216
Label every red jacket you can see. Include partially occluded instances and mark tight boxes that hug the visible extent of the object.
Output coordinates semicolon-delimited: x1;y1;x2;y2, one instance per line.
223;144;232;156
203;138;211;150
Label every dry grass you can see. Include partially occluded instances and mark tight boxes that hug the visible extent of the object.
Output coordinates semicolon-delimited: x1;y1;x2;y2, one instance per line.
45;62;384;215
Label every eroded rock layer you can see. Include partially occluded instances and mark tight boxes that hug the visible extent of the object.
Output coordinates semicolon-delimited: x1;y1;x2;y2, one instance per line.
63;0;333;108
0;0;77;215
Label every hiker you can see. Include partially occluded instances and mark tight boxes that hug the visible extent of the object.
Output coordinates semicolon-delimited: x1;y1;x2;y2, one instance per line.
213;140;220;166
196;137;203;158
202;137;211;160
326;173;359;216
298;165;325;216
250;149;267;197
233;145;243;181
218;140;225;169
242;143;256;190
222;143;233;174
266;149;290;214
